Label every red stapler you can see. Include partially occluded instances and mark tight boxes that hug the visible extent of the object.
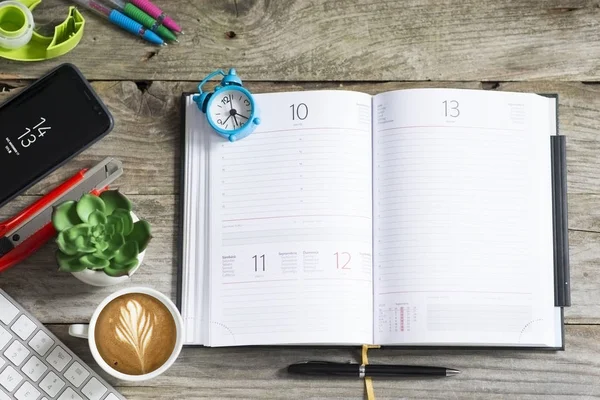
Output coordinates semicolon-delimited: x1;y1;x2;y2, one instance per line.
0;158;123;273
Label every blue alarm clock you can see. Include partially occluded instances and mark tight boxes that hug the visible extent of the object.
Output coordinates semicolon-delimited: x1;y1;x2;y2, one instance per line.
193;68;261;142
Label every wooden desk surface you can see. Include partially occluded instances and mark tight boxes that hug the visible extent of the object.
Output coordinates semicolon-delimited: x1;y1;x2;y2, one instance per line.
2;1;600;398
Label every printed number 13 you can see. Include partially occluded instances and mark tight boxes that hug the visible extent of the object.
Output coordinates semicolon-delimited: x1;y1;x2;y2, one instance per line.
443;100;460;117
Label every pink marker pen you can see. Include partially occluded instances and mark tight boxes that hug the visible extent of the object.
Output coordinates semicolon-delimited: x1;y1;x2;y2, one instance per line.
129;0;182;33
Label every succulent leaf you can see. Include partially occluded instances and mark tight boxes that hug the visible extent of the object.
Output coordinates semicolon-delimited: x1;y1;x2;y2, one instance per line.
127;220;152;252
56;231;79;256
73;236;96;253
94;240;109;252
103;265;131;277
103;232;125;256
110;258;139;271
56;251;87;272
88;210;108;226
92;250;111;260
100;190;132;214
65;223;91;240
52;201;82;231
113;241;139;265
111;209;134;236
105;224;116;236
79;254;110;269
76;194;106;222
106;215;124;234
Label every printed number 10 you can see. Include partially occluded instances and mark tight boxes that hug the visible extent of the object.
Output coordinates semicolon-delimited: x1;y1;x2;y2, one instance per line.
290;103;309;120
252;254;265;272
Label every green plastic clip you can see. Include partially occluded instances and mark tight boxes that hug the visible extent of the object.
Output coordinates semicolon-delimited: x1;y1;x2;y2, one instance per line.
0;0;85;61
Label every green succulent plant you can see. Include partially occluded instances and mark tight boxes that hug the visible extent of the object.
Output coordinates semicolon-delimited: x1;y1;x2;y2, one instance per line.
51;190;152;277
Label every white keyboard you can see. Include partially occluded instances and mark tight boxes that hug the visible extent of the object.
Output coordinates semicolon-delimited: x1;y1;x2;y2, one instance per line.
0;289;125;400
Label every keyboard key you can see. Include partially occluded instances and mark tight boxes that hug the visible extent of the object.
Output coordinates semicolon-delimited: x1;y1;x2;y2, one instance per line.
14;381;41;400
58;388;83;400
10;315;37;340
0;326;12;350
39;371;65;398
0;358;4;370
105;395;119;400
64;362;89;388
4;340;30;366
29;331;54;357
81;377;107;400
0;294;19;325
0;389;10;400
0;365;23;392
21;355;48;382
46;346;72;372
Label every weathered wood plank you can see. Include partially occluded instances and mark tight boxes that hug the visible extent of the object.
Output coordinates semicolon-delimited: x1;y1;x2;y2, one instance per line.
2;80;600;195
1;0;600;81
37;324;600;399
1;194;599;323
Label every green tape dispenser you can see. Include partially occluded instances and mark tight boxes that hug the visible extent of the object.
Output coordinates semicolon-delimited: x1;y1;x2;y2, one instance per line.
0;0;85;61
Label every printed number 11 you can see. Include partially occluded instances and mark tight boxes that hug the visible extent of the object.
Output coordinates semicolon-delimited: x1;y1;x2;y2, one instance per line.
252;254;265;272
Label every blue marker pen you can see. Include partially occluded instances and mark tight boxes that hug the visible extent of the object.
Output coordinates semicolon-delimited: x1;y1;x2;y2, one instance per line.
73;0;165;46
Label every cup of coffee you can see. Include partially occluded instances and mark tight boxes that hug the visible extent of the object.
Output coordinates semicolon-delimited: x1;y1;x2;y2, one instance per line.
69;287;183;381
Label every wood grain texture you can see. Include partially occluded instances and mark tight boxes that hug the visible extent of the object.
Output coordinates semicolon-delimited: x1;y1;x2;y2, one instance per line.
38;324;600;399
2;0;600;81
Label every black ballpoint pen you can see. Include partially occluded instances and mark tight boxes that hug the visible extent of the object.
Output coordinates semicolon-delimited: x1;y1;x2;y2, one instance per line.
287;361;460;378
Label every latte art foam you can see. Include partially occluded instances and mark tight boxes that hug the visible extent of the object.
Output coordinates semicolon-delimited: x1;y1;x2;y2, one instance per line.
95;293;177;375
114;300;156;372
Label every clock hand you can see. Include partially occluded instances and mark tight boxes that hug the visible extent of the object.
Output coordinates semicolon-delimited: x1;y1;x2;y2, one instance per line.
222;115;232;127
237;114;249;120
233;114;240;127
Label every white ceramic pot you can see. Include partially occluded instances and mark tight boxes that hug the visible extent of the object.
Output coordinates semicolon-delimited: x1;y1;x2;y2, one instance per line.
71;212;147;287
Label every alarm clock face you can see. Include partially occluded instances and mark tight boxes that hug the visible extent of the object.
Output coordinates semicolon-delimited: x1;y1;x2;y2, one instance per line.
208;89;254;132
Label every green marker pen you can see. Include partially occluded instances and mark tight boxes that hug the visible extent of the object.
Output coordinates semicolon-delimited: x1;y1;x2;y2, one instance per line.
105;0;178;42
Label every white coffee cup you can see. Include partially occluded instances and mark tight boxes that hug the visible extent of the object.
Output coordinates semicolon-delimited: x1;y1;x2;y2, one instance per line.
69;287;184;382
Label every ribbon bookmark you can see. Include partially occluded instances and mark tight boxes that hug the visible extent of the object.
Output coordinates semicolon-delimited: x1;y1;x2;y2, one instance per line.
362;344;381;400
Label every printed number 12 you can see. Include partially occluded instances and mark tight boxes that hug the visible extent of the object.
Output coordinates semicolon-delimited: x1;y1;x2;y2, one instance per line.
334;252;351;269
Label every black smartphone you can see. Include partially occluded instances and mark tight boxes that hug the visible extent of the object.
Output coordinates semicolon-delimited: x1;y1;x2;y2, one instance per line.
0;63;113;208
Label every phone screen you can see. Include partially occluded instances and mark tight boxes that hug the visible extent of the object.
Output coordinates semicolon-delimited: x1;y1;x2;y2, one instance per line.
0;64;113;207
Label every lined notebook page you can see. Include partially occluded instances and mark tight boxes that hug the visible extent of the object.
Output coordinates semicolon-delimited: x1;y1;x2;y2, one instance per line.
206;91;374;346
372;89;559;346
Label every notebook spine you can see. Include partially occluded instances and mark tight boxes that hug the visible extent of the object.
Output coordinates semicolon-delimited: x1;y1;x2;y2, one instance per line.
551;135;570;307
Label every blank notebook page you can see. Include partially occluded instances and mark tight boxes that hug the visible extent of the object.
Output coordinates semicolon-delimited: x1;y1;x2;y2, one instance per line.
372;89;559;346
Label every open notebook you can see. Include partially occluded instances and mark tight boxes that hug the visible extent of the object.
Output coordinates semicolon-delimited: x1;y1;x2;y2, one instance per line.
178;88;570;349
